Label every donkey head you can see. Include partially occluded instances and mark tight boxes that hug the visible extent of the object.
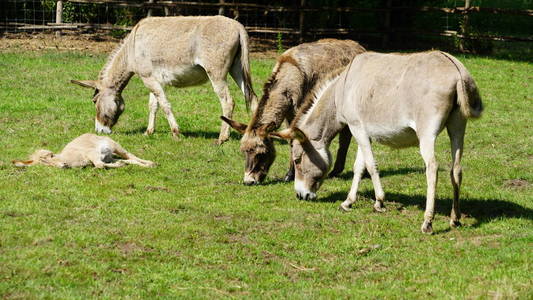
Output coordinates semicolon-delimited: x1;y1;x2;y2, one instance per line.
71;80;125;134
272;128;331;200
221;116;277;185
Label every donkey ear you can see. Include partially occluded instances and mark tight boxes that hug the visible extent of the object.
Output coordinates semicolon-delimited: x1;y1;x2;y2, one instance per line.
292;127;308;142
220;116;247;134
71;80;98;89
257;121;277;136
269;127;307;142
12;160;34;167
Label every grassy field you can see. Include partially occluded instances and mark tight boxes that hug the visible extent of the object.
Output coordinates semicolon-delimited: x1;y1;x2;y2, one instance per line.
0;49;531;299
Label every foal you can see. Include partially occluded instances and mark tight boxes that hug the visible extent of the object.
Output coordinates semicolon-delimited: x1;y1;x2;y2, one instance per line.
13;134;154;168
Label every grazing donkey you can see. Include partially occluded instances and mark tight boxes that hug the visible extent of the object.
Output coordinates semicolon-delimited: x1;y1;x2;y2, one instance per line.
222;39;366;184
72;16;258;144
273;51;483;234
13;133;154;168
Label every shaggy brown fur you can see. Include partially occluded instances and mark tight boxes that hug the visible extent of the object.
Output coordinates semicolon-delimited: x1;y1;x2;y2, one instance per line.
223;39;366;184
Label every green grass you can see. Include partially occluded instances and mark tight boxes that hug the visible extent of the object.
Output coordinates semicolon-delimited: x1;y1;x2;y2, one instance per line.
0;50;531;299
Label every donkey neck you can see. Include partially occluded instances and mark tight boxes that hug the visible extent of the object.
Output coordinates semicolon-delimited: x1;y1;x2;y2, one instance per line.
99;42;133;92
252;93;293;130
297;79;343;147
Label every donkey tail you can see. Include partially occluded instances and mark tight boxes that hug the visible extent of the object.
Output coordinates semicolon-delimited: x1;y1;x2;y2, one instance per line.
440;51;483;119
237;24;258;112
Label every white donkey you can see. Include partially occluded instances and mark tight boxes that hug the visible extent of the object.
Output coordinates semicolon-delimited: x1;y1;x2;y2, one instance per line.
273;51;483;234
72;16;258;144
13;133;154;168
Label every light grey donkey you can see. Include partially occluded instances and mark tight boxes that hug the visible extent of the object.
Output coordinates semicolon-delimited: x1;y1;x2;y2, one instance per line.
72;16;258;144
273;51;483;234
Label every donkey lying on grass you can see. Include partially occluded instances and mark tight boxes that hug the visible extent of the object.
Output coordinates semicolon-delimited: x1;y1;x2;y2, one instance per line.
273;51;483;234
222;39;365;184
13;134;154;168
72;16;258;144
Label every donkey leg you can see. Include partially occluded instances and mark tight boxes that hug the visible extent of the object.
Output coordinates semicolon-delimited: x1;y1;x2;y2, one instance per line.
284;140;295;182
340;145;365;211
145;93;159;135
329;126;352;177
102;161;127;168
447;110;467;228
141;77;180;138
210;79;234;145
112;142;155;167
350;128;386;212
229;56;258;113
419;134;438;234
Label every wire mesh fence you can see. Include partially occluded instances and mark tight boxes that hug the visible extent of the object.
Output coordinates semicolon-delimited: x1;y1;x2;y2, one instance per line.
1;0;532;55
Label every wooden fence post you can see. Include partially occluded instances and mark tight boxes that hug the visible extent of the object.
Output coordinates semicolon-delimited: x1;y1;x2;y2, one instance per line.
382;0;392;49
299;0;306;43
459;0;471;51
147;0;154;17
55;0;63;37
218;0;225;16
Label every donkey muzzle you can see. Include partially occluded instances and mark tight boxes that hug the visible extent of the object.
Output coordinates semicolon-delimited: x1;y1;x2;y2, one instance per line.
95;119;112;134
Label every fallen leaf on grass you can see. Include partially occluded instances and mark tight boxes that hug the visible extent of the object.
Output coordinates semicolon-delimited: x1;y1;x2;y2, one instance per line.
32;237;53;246
288;262;316;272
357;244;382;255
145;185;172;192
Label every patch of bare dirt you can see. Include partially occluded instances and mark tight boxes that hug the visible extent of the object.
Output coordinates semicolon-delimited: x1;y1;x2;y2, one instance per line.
0;32;279;58
0;32;119;53
145;185;172;192
503;179;529;189
116;241;154;256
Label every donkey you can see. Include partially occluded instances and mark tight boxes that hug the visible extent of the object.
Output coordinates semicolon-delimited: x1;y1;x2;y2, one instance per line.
273;51;483;234
222;39;366;184
72;16;258;144
13;133;154;168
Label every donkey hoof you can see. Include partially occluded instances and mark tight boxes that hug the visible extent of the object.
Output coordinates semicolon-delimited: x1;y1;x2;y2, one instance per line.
171;128;180;138
328;169;342;178
144;128;154;136
421;221;433;234
213;138;227;145
339;202;352;212
283;173;294;182
450;220;462;228
373;202;386;213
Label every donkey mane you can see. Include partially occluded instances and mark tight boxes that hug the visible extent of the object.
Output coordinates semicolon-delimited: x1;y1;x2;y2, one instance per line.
292;66;346;128
248;55;303;130
98;38;128;81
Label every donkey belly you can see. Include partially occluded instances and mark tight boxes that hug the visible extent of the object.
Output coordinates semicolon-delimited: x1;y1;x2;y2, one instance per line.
156;65;209;87
368;125;419;149
97;141;115;163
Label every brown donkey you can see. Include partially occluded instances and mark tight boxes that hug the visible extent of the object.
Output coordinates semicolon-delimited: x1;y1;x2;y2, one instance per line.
222;39;366;184
72;16;258;144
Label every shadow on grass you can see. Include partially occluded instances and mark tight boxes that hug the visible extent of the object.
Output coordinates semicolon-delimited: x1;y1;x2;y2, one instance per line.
382;192;532;228
315;188;533;228
121;127;242;140
331;167;424;180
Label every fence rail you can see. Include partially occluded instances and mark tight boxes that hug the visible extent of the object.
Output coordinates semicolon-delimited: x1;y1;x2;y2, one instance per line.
2;0;532;51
